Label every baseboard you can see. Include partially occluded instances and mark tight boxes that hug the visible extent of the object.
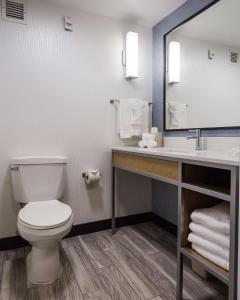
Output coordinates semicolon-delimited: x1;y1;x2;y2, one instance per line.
0;236;29;251
66;212;152;238
0;212;177;251
151;213;177;236
0;212;152;251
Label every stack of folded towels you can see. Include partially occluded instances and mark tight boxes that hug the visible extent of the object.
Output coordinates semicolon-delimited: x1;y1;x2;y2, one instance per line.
188;202;230;271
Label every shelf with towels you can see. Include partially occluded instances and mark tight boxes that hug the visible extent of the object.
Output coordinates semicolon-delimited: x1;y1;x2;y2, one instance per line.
179;187;231;296
181;246;229;285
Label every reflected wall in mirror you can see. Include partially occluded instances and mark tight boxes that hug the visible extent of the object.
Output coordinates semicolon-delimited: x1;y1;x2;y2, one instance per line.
165;0;240;130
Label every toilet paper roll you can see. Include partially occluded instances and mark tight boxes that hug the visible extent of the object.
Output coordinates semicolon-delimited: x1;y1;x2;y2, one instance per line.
85;170;101;184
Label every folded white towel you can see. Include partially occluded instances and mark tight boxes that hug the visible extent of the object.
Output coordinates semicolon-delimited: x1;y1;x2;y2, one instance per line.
191;202;230;234
192;244;229;271
188;233;229;260
117;99;149;139
189;222;229;249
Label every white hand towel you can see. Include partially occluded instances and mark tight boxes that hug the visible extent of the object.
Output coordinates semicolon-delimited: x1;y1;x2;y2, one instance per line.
189;222;229;249
192;244;229;271
188;232;229;260
130;100;149;136
191;202;230;234
117;99;132;138
117;99;149;138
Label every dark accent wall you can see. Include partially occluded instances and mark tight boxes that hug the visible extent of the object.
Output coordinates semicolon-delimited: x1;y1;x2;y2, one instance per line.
152;0;240;225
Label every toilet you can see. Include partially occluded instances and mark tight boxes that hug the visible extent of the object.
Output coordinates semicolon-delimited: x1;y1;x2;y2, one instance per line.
10;156;73;285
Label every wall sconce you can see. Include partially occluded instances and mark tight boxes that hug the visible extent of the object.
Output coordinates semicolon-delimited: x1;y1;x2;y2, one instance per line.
125;31;139;79
168;41;181;84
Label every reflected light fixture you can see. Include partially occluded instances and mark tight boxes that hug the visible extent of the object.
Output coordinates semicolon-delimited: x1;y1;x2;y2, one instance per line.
126;31;139;79
168;41;181;83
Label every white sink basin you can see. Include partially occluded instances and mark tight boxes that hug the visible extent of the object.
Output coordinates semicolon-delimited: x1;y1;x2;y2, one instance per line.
139;147;194;154
139;147;206;156
165;149;191;154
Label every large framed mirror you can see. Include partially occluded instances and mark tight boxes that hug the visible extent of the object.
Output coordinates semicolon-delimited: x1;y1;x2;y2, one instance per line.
164;0;240;131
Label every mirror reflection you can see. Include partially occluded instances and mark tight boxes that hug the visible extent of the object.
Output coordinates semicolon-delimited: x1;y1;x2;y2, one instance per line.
165;0;240;130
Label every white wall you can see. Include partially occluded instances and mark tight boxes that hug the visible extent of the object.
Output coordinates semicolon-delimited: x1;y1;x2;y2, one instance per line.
0;0;152;238
166;33;240;129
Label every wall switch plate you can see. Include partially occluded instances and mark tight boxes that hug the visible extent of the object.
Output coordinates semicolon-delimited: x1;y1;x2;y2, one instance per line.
208;49;215;60
64;16;73;31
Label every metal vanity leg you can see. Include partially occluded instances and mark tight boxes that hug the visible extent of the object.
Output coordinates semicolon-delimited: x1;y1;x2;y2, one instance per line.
177;162;183;300
111;166;116;234
176;251;183;300
229;168;239;300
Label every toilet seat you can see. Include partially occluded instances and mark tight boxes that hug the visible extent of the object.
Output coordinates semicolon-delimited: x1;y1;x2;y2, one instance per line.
18;200;72;230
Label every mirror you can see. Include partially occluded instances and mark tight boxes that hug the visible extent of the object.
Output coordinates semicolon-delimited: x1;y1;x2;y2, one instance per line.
164;0;240;130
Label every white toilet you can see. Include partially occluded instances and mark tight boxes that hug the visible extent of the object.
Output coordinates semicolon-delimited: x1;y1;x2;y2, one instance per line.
10;156;73;285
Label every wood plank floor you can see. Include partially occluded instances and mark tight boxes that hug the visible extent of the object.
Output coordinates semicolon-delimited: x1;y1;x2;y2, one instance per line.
0;222;227;300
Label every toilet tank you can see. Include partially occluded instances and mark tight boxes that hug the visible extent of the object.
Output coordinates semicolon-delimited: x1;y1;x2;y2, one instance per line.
10;156;68;204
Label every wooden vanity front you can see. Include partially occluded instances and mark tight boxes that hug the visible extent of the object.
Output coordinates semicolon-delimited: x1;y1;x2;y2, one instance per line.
111;147;239;300
112;152;179;181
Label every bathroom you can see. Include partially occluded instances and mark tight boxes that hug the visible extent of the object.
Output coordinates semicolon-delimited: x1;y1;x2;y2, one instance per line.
0;0;239;299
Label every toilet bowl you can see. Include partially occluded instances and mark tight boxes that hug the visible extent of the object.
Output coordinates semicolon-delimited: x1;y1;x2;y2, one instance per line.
17;200;73;284
11;156;73;284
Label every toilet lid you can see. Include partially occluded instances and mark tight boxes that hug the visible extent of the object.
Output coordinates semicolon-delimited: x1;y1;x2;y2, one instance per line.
18;200;72;229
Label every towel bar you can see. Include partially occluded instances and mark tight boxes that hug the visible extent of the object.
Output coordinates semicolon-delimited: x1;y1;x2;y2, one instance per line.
110;99;153;107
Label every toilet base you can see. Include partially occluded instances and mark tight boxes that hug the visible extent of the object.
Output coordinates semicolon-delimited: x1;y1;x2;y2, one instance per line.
27;241;63;285
17;215;73;285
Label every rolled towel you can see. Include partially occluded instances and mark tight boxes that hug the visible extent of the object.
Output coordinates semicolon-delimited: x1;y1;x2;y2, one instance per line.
188;233;229;260
138;140;148;148
138;139;157;148
189;222;229;249
142;133;155;141
192;244;229;271
191;202;230;234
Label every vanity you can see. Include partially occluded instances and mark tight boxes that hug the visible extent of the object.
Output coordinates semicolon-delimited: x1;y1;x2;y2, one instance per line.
111;146;239;300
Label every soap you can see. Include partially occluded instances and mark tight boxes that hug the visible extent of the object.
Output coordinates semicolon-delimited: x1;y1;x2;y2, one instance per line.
155;132;164;147
150;127;164;147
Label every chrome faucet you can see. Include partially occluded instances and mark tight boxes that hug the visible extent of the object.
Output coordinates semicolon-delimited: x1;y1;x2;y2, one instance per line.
186;129;202;150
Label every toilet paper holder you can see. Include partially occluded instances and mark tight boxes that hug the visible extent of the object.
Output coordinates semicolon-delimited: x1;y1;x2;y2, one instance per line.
82;171;102;178
82;170;102;185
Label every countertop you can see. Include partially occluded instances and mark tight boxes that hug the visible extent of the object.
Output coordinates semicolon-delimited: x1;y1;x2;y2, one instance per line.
112;146;240;167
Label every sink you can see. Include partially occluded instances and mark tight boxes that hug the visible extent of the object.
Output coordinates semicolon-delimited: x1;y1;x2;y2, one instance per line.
155;147;194;154
165;149;191;154
138;147;194;154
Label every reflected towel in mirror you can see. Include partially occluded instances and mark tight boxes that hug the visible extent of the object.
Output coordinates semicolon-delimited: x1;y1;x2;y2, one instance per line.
168;101;188;129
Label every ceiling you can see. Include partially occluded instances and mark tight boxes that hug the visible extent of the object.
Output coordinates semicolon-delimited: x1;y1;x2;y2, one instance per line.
48;0;187;27
175;0;240;48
